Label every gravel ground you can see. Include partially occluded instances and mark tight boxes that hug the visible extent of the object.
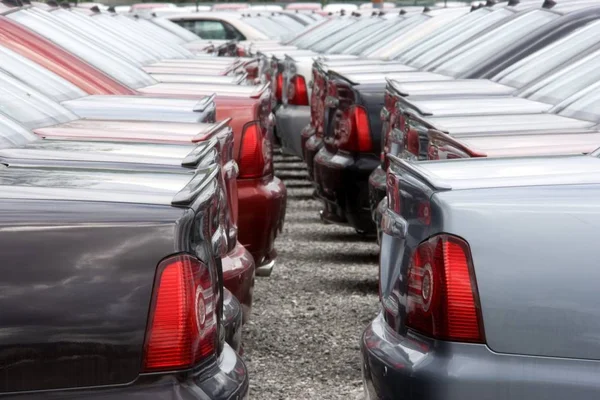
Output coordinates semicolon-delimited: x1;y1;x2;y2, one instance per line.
243;153;380;400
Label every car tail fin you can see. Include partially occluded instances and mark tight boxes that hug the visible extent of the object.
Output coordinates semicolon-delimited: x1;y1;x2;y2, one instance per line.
426;129;487;160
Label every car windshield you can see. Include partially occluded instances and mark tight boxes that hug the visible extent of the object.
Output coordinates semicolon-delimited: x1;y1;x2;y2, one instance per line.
8;10;157;89
492;19;600;89
0;71;78;130
270;14;305;31
129;16;190;46
244;16;290;38
286;18;339;46
555;81;600;122
0;45;86;103
0;114;39;148
151;17;201;42
327;17;394;54
399;8;514;68
360;14;430;57
520;48;600;105
431;9;559;77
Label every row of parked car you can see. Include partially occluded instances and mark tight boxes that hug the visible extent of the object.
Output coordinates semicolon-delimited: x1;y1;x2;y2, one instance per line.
234;0;600;398
0;1;302;398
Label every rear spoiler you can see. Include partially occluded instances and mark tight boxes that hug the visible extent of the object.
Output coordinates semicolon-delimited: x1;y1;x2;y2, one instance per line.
427;129;485;158
193;93;216;113
386;77;409;97
387;154;451;191
405;110;441;131
388;82;434;117
182;137;219;168
326;69;358;86
192;117;232;143
250;82;271;99
171;163;220;207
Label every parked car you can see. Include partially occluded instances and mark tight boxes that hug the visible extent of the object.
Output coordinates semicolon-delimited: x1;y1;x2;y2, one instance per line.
363;152;600;399
167;12;269;41
0;154;249;398
0;10;286;276
312;1;600;235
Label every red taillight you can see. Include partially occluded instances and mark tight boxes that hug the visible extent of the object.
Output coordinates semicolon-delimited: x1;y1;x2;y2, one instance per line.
237;47;246;57
275;72;283;102
143;254;217;372
288;75;309;106
406;235;484;343
337;106;372;153
406;128;419;156
238;122;273;179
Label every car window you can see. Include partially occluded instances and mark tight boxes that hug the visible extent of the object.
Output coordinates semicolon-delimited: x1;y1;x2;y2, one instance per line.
493;19;600;89
0;114;39;148
8;10;157;89
327;18;393;54
0;72;78;130
244;16;290;38
0;45;86;103
555;81;600;122
151;17;201;42
521;48;600;105
30;8;155;67
172;19;242;40
400;8;514;68
432;10;559;77
343;16;411;55
294;18;357;49
360;14;429;57
311;18;380;52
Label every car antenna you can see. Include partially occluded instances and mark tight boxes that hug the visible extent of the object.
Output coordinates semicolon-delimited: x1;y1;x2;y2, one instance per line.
21;0;30;4
485;0;497;6
90;5;101;12
1;0;22;6
507;0;519;5
59;1;70;8
542;0;557;8
378;11;385;16
45;0;58;7
423;6;431;12
151;12;157;17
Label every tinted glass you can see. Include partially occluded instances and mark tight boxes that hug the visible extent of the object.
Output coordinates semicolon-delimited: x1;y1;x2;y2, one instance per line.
360;14;429;57
295;18;357;48
151;17;201;42
493;19;600;89
311;18;379;52
0;46;86;103
327;18;394;54
432;10;559;76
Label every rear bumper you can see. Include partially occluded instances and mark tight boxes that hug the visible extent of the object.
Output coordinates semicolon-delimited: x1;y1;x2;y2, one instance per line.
313;147;379;233
302;126;320;181
222;241;255;324
275;105;310;159
15;343;248;399
223;288;244;353
237;175;287;275
362;313;600;400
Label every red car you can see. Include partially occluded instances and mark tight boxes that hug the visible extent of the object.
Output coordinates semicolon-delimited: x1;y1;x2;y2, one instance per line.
0;15;286;277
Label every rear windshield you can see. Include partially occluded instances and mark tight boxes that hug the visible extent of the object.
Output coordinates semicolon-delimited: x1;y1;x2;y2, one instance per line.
311;18;380;52
0;72;78;130
431;9;559;77
555;82;600;123
327;18;394;54
0;45;86;103
8;10;157;89
151;17;201;42
360;14;429;57
344;16;412;55
492;19;600;89
521;48;600;105
0;115;40;148
294;18;357;48
400;8;514;68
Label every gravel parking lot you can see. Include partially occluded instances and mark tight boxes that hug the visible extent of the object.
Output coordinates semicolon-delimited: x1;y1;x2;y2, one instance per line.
243;153;380;399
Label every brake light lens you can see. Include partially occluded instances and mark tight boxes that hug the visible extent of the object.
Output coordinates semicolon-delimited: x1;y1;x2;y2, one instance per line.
275;72;283;102
406;127;420;156
288;75;309;106
238;122;273;179
335;105;372;153
406;235;484;343
143;254;217;372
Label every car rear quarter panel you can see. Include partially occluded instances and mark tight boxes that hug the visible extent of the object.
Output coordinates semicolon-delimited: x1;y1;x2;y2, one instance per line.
0;199;182;393
435;185;600;360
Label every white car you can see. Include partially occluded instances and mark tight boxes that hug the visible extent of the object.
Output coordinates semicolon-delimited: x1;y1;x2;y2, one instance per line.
166;12;270;41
